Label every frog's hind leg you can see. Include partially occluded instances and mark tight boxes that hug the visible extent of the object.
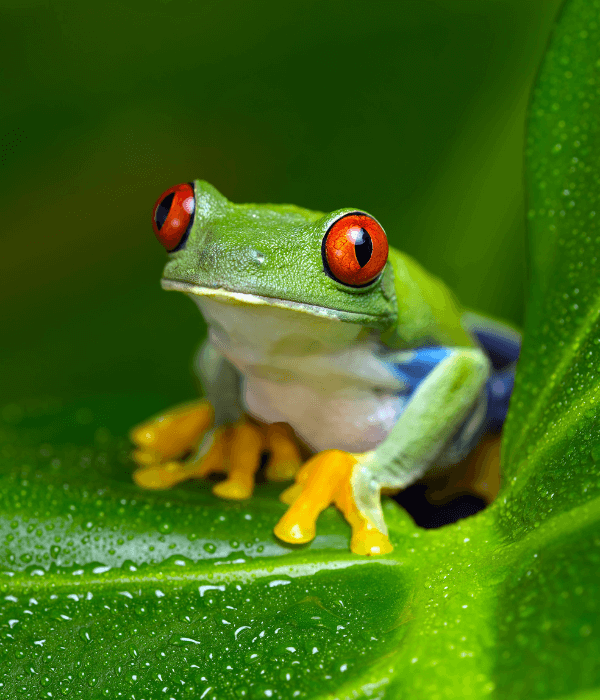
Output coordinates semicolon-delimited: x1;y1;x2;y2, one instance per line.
274;450;393;555
426;434;501;505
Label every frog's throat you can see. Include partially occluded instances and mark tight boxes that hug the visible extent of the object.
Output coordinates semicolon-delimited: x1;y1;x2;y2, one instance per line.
161;279;386;327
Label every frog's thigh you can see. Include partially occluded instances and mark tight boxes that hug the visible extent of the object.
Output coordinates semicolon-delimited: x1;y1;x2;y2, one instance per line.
274;450;392;555
130;399;214;464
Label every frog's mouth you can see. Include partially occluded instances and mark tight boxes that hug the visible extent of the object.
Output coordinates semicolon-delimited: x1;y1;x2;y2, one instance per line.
161;279;386;326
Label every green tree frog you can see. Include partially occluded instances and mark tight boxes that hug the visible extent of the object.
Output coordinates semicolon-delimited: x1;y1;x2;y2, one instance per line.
131;181;520;555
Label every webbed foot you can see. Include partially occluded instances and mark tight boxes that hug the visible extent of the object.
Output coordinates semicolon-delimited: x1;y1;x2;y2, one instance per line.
130;399;214;466
133;417;264;499
274;450;393;555
131;404;302;500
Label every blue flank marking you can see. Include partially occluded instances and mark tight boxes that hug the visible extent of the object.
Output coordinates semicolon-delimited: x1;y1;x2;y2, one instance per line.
391;333;521;437
471;327;520;371
472;323;521;431
392;347;453;394
485;368;516;432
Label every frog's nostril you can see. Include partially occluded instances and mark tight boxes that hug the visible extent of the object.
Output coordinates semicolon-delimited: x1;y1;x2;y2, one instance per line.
249;249;266;266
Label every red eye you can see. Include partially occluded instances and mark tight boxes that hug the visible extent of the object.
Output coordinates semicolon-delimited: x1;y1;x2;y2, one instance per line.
322;213;388;287
152;183;195;251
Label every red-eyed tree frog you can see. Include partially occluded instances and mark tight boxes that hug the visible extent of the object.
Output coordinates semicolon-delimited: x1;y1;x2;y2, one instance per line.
131;181;520;555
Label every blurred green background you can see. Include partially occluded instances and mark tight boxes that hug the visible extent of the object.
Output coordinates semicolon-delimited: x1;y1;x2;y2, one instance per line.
0;0;562;414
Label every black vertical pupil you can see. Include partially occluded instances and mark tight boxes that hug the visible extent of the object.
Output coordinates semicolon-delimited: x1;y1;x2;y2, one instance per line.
354;227;373;267
155;192;175;230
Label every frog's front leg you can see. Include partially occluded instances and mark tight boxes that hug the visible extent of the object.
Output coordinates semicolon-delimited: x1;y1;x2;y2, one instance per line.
132;340;260;498
274;347;489;554
130;399;215;485
274;449;393;555
131;340;303;498
132;413;303;498
132;408;267;497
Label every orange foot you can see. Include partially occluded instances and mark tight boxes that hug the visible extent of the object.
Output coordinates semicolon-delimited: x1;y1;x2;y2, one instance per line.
274;450;393;556
130;399;215;468
131;403;302;500
426;435;501;505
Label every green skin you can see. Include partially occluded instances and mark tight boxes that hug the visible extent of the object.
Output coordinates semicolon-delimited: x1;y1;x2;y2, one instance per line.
161;180;490;533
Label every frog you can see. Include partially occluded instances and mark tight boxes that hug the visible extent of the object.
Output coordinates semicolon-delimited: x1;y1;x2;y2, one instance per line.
130;180;520;555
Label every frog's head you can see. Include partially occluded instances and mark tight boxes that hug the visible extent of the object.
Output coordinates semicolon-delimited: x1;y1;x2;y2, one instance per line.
152;180;397;330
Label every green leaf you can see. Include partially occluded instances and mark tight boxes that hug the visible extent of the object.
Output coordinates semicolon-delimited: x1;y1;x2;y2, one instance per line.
2;0;600;698
0;404;421;699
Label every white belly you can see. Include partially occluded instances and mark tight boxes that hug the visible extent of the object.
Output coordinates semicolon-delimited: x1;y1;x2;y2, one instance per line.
194;296;406;453
243;376;405;453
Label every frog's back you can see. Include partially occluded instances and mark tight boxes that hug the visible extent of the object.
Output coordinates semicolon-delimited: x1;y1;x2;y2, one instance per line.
381;246;475;349
380;245;521;437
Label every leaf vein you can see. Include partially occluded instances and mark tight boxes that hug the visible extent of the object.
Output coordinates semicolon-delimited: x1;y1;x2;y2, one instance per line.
508;300;600;462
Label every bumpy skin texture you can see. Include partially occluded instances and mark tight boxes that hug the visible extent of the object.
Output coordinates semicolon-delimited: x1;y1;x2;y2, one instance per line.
161;181;398;327
133;180;509;554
